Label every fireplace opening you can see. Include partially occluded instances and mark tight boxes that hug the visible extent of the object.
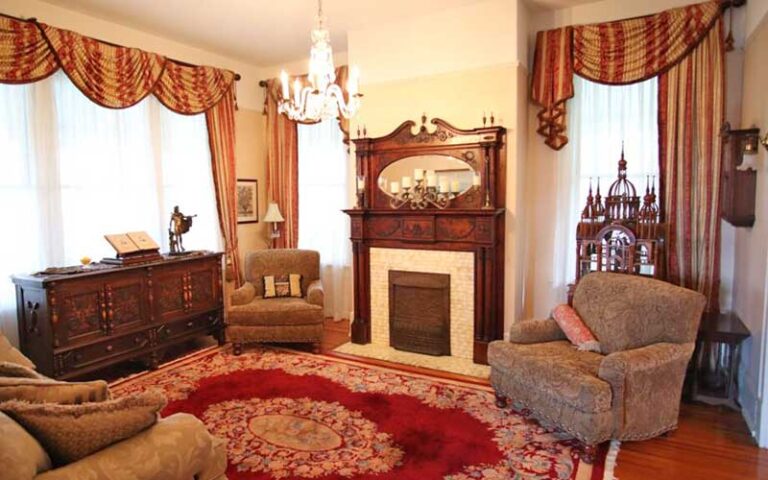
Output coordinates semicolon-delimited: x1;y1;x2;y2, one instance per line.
388;270;450;356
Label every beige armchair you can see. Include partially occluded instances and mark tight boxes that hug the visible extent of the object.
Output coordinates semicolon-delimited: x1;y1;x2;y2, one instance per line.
488;272;705;462
0;332;227;480
227;249;324;355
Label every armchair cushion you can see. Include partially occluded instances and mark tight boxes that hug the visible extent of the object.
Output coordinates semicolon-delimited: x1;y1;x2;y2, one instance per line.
230;282;256;306
488;340;611;413
0;361;44;379
508;319;566;344
573;273;706;353
599;342;695;440
0;391;165;466
245;249;320;297
307;279;324;307
228;297;323;327
34;413;225;480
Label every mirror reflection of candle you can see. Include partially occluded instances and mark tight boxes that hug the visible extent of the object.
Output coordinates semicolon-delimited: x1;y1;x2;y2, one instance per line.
426;173;437;188
402;176;412;189
438;177;449;193
473;173;481;186
390;181;400;194
451;180;460;193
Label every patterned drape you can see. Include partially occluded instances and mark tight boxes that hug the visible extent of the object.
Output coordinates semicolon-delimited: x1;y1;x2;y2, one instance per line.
206;88;242;287
531;0;723;150
265;79;299;249
0;14;242;281
0;16;235;114
659;20;724;311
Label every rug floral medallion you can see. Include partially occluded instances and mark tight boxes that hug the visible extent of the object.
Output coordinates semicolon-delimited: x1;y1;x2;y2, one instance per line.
111;346;609;480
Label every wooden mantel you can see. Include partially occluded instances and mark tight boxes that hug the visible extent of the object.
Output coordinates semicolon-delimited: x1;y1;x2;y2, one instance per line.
345;117;506;364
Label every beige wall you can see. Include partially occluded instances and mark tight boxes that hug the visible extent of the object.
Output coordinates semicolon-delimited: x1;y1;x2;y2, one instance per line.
235;108;269;263
348;0;529;331
734;9;768;443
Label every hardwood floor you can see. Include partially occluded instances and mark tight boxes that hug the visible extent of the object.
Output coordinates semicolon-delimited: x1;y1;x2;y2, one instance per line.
321;320;768;480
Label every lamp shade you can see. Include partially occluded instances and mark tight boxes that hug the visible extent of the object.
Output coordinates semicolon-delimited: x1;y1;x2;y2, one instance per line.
263;202;285;223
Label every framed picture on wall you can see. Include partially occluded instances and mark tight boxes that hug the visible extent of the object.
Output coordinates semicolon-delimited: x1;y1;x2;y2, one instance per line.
236;179;259;224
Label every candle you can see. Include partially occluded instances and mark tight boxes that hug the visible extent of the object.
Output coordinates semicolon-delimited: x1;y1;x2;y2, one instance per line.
280;70;290;99
293;78;302;103
390;181;400;194
473;173;481;186
413;168;424;181
357;176;365;191
438;177;449;193
401;176;412;189
451;180;460;193
426;173;437;188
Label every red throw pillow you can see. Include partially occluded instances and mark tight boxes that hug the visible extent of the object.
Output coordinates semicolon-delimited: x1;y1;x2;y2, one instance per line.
551;304;601;353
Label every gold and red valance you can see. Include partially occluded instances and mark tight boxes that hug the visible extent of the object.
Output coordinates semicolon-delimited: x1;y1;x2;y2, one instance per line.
0;15;235;114
531;0;724;150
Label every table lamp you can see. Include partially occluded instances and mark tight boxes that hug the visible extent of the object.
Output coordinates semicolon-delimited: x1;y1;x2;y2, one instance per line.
263;202;285;248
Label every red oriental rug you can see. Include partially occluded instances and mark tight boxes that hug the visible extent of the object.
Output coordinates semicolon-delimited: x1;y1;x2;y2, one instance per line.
111;346;616;480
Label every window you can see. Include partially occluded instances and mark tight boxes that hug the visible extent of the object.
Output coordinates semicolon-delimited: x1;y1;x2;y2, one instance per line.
551;76;659;295
0;71;220;344
297;120;352;320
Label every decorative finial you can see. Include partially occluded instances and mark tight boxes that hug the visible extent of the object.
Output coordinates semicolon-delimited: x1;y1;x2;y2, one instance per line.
363;125;367;137
356;124;361;138
482;111;487;127
490;112;495;126
421;113;427;125
596;177;601;195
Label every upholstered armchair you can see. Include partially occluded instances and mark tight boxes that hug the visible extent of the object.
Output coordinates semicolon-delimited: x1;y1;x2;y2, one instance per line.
227;249;324;354
488;272;705;461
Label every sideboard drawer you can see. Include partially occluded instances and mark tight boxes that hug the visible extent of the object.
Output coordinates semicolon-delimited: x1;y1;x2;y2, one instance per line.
66;330;151;371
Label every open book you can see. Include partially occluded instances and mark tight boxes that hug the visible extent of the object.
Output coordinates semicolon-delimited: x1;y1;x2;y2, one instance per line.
104;231;160;256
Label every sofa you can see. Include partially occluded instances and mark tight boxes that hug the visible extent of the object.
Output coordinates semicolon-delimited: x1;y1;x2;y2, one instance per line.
488;272;706;461
227;249;324;354
0;332;228;480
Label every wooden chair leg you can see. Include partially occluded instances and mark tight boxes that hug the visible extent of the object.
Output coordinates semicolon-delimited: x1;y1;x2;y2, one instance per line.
578;443;597;464
494;392;508;408
233;343;243;356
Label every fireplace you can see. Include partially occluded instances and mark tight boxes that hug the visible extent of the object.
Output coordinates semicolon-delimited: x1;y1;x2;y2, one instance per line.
389;270;451;356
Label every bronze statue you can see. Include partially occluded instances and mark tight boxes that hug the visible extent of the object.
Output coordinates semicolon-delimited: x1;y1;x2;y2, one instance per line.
168;206;196;255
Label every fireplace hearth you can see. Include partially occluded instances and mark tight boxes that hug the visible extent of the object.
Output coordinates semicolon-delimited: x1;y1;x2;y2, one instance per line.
389;270;450;356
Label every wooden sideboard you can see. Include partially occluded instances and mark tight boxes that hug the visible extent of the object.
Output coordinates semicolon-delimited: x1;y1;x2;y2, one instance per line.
12;252;224;379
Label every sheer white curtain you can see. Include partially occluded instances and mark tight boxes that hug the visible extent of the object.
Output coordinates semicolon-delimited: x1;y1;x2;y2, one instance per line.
297;120;353;320
0;71;220;345
551;76;659;298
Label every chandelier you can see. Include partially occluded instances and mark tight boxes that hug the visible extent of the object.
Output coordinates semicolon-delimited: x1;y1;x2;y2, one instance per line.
278;0;361;122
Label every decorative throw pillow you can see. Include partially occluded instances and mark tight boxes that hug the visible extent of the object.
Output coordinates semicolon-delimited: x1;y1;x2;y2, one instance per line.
551;304;601;353
263;274;302;298
0;333;35;369
0;375;111;405
0;390;166;466
0;361;44;379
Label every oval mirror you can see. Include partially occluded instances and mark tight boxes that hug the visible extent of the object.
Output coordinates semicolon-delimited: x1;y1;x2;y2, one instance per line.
378;155;479;197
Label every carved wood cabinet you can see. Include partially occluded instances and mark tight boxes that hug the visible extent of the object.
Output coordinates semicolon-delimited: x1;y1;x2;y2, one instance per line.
345;117;506;364
12;253;224;379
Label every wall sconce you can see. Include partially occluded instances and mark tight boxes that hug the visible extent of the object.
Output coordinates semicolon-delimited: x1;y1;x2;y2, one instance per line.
736;130;760;171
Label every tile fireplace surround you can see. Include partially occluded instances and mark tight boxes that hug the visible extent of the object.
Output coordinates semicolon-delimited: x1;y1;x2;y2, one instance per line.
370;248;474;360
335;248;492;378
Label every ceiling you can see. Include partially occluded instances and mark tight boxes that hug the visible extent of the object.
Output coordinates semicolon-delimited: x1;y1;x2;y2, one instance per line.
40;0;600;67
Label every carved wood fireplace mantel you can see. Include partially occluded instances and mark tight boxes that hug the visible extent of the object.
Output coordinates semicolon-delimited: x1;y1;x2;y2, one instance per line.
345;117;506;364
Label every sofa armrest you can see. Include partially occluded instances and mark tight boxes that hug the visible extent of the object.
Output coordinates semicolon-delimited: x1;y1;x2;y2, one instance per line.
508;319;566;344
230;282;256;306
307;279;324;307
598;342;695;440
35;413;224;480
